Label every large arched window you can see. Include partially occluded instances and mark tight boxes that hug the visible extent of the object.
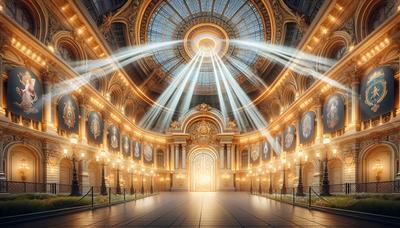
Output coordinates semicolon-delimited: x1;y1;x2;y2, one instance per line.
327;44;347;61
367;1;396;35
5;1;35;35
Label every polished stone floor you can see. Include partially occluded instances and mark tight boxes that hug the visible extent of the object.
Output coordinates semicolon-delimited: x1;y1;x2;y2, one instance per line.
14;192;388;227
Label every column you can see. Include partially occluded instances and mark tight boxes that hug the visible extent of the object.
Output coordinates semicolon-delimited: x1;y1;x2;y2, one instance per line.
166;145;170;170
170;144;175;170
220;145;224;169
175;144;179;169
349;72;360;131
79;97;88;144
314;98;323;143
227;144;232;170
0;54;5;117
396;65;400;116
102;119;109;149
79;158;90;193
182;144;186;169
41;70;57;134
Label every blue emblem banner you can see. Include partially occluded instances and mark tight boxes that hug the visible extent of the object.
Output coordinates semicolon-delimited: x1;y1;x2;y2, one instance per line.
57;95;79;133
323;93;344;133
7;67;43;121
284;125;296;151
87;111;103;144
108;125;120;151
360;67;394;120
300;111;315;143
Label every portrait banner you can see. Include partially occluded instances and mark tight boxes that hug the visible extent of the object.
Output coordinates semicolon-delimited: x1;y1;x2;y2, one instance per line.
143;144;153;164
122;135;130;155
300;111;315;143
7;67;43;121
87;111;103;144
323;93;344;133
283;125;296;151
360;67;395;120
250;144;260;165
133;141;141;160
262;142;270;161
108;125;120;151
57;95;79;133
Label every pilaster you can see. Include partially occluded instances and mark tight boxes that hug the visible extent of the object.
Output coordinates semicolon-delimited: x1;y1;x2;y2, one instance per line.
41;69;57;134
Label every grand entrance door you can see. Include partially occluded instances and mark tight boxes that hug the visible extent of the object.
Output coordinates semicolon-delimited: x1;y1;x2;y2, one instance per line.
190;151;215;192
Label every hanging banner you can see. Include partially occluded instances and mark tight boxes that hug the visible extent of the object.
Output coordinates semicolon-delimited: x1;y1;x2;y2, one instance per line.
122;135;130;155
250;144;260;165
360;66;395;120
143;144;153;164
87;111;103;144
323;93;344;133
7;67;43;121
108;125;120;151
284;125;296;151
262;141;270;161
300;111;315;143
133;141;141;160
57;95;79;133
273;135;281;156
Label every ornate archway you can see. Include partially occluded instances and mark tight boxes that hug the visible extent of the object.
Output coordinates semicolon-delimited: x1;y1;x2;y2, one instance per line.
189;148;217;192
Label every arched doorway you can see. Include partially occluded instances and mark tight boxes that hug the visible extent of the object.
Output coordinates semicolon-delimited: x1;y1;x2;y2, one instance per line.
362;145;393;183
59;158;73;193
7;145;41;183
189;149;216;192
88;161;100;188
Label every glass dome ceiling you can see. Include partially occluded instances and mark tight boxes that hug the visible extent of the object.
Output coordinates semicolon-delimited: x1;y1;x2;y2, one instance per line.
147;0;265;90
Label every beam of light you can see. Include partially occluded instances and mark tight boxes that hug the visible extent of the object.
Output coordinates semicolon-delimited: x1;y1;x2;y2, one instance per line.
47;40;182;102
210;53;228;121
230;40;353;94
155;53;204;129
227;56;267;89
212;52;247;130
72;41;182;73
213;52;281;154
50;53;151;99
139;53;202;130
179;52;205;116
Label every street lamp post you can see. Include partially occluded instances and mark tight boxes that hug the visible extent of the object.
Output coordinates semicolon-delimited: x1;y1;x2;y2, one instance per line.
128;162;136;195
280;156;289;195
248;169;253;194
115;157;123;194
268;163;273;194
64;137;81;196
150;169;154;194
296;150;305;196
258;168;262;195
97;149;108;196
141;167;145;194
319;137;336;196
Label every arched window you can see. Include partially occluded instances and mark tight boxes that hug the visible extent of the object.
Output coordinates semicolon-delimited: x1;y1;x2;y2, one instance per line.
328;44;347;61
286;91;295;106
58;42;77;62
305;76;315;91
5;1;35;35
367;1;396;35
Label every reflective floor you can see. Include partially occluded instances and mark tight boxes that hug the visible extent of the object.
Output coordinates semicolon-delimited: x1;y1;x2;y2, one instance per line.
14;192;388;227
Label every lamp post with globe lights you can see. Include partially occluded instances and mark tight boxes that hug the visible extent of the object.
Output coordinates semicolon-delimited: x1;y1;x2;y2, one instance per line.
96;149;109;195
295;149;306;196
318;137;337;196
63;136;83;196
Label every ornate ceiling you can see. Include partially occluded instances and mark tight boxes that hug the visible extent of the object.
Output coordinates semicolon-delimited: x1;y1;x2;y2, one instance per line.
81;0;326;129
